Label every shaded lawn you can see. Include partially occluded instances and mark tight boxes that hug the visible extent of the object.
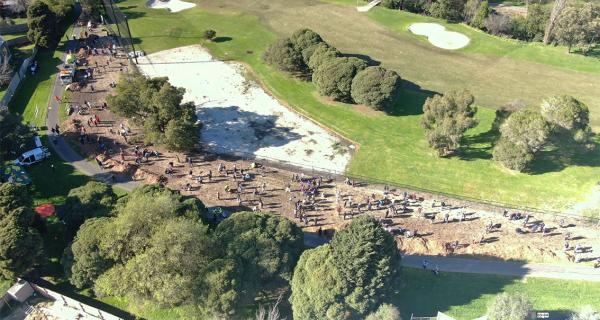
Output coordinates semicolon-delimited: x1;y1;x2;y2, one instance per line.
118;0;600;210
394;268;600;320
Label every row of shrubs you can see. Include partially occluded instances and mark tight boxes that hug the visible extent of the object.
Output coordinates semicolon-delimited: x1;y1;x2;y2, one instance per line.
263;29;402;111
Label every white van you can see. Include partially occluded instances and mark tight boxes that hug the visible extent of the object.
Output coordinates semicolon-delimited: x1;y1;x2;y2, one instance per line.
14;147;51;166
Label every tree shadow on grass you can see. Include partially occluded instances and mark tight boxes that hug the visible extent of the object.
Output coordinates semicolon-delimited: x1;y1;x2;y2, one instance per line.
527;134;600;175
388;255;530;319
213;36;233;43
386;79;437;117
456;128;499;161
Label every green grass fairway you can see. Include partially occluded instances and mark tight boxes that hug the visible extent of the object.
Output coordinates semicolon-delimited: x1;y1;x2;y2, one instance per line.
393;268;600;320
116;0;600;210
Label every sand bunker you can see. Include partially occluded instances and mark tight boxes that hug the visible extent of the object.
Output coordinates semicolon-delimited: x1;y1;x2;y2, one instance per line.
136;45;351;173
148;0;196;13
409;23;470;50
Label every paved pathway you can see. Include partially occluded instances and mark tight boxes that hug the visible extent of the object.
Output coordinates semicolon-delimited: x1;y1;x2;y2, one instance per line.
43;19;600;283
45;19;139;192
303;234;600;282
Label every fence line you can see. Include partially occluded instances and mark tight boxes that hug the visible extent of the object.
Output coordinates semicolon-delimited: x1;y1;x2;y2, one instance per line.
0;46;38;109
203;146;600;225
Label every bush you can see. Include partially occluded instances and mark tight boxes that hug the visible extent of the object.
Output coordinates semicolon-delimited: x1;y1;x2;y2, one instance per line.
540;95;589;132
312;57;367;102
484;14;510;35
365;304;401;320
420;90;478;156
471;0;490;29
487;293;532;320
428;0;466;22
163;115;199;152
290;28;324;64
290;216;399;319
351;66;402;111
381;0;402;9
500;109;550;153
63;181;117;234
203;29;216;41
492;138;533;171
263;38;306;73
307;43;340;72
107;72;199;152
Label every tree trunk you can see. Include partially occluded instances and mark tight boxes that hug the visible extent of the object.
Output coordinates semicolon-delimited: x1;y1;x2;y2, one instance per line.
543;0;568;44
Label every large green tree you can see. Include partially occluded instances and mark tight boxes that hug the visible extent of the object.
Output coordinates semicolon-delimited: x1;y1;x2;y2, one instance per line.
428;0;466;22
94;218;217;307
290;28;325;65
62;218;113;289
553;3;599;53
0;110;34;163
487;293;533;320
330;216;400;314
0;215;43;279
540;95;590;142
312;57;368;102
107;73;199;151
215;212;304;303
493;109;550;171
290;216;399;319
307;43;341;72
420;90;478;156
27;1;57;48
351;66;402;111
290;245;350;320
263;38;307;74
63;181;117;234
0;183;43;280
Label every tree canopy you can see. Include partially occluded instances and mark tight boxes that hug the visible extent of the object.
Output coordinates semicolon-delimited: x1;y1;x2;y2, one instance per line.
499;109;550;154
63;185;302;317
365;304;402;320
290;28;325;65
263;38;307;74
554;3;600;53
27;1;58;48
107;72;199;151
313;57;368;103
63;181;117;235
428;0;466;22
215;211;304;303
420;90;478;156
540;95;590;133
307;43;341;72
290;216;399;319
0;183;42;280
351;66;402;111
0;110;34;163
487;293;533;320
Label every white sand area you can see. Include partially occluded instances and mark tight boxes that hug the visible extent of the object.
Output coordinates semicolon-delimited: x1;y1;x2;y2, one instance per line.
136;45;351;173
409;23;470;50
148;0;196;13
